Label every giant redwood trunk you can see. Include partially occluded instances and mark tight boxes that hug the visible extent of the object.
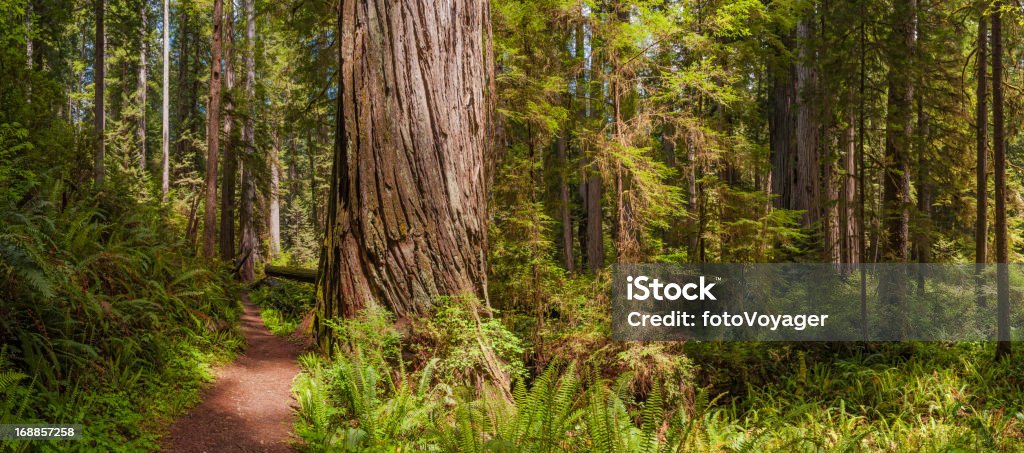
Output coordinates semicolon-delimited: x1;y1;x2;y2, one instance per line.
794;16;820;229
317;0;492;323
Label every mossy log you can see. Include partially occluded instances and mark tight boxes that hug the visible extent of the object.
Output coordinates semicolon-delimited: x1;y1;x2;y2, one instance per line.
264;265;318;283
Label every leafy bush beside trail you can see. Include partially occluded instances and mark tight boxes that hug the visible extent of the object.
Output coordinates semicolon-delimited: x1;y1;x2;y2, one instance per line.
0;188;243;452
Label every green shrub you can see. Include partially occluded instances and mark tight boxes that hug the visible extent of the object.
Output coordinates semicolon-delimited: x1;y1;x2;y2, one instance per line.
0;186;243;451
414;296;527;388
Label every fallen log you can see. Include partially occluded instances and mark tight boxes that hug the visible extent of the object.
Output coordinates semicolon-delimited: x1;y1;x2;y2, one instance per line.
264;265;318;284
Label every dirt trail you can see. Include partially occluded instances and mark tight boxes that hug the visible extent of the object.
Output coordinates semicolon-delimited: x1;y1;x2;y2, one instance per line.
162;294;303;452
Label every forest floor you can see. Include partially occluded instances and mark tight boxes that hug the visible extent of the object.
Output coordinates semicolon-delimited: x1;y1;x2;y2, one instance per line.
161;293;304;452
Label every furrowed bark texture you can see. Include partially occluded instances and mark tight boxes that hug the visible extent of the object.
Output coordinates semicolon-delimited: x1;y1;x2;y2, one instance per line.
220;2;236;262
975;14;988;307
992;2;1011;359
202;0;223;259
238;0;257;282
319;0;491;320
794;16;820;228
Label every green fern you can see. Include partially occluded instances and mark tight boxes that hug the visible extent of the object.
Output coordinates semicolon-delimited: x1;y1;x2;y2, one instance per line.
640;384;662;453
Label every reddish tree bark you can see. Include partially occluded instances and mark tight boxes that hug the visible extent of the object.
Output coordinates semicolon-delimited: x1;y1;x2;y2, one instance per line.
975;14;988;307
219;1;236;262
202;0;223;259
992;2;1011;360
317;0;492;320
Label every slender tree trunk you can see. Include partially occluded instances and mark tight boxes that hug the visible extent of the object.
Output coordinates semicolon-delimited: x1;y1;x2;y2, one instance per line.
992;3;1011;360
572;18;586;270
25;2;32;70
94;0;106;187
269;131;281;258
26;1;33;101
161;0;170;198
203;0;223;259
557;121;574;273
174;3;190;169
975;14;988;307
307;131;320;236
238;0;257;281
611;70;633;262
219;1;236;262
859;13;868;338
687;141;699;261
186;188;201;246
137;1;148;170
584;38;604;271
840;90;859;264
915;98;930;292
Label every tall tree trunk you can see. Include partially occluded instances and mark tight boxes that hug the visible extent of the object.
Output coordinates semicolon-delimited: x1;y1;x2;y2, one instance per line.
883;0;915;264
307;131;320;236
238;0;257;281
203;0;223;259
557;122;574;273
317;0;492;320
161;0;170;198
584;34;604;271
794;16;819;229
573;16;589;272
219;1;236;262
25;2;32;70
137;1;148;170
859;11;868;337
992;3;1011;360
611;70;631;262
174;2;191;174
975;14;988;307
269;131;281;258
94;0;106;187
687;141;699;262
879;0;916;336
915;98;930;292
769;59;795;210
840;90;859;264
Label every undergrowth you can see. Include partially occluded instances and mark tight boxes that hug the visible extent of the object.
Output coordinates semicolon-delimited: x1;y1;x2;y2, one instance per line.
251;279;315;336
0;185;243;452
293;304;1024;452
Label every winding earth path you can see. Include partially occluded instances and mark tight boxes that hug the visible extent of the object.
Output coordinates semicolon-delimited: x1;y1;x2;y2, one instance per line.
162;294;303;452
